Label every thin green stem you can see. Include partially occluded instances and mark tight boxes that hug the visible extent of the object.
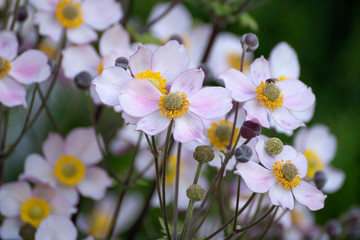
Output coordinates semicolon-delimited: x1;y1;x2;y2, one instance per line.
9;0;20;31
193;163;203;185
233;176;242;231
180;200;195;240
258;206;279;240
36;84;60;132
173;142;182;240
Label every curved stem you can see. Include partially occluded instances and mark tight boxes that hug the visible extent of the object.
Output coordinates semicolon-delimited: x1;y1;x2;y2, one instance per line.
258;206;279;240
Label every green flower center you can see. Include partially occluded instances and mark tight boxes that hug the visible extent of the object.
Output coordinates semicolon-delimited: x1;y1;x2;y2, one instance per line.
215;124;232;142
263;84;281;102
281;163;298;182
164;92;183;110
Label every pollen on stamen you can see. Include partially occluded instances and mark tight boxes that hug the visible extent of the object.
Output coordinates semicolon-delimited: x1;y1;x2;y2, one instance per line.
158;91;189;119
0;56;12;79
272;160;301;190
56;0;83;28
255;81;284;110
135;69;167;94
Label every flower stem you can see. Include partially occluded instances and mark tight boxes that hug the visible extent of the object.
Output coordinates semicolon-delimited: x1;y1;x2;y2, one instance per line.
180;200;195;240
258;206;279;240
173;142;182;240
233;176;242;231
200;18;224;64
9;0;20;31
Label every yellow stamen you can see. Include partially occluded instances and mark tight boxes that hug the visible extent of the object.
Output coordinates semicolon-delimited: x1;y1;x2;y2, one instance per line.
159;91;190;119
89;210;111;239
207;119;239;150
54;155;86;186
227;53;251;71
165;155;183;185
0;57;12;79
20;198;51;227
135;69;167;94
98;61;104;75
255;82;284;110
278;76;290;81
272;160;301;190
56;0;83;28
303;149;323;178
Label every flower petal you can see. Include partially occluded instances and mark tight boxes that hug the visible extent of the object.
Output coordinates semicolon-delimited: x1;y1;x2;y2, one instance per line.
66;25;98;44
277;79;315;112
0;31;18;60
0;182;31;217
93;66;132;106
234;161;275;193
82;0;122;30
42;132;65;165
189;87;232;119
129;44;153;77
270;107;304;130
322;166;345;194
20;154;57;186
77;167;112;200
269;42;300;79
9;50;50;84
275;145;308;178
219;68;256;102
152;40;190;83
255;137;275;170
35;215;77;240
62;45;100;78
64;127;102;166
292;181;326;211
0;77;27;108
250;56;272;86
0;218;22;240
243;99;270;128
57;185;79;205
135;111;170;136
269;184;294;210
119;79;162;117
29;0;58;11
34;12;63;41
99;24;130;56
173;112;205;143
170;69;204;97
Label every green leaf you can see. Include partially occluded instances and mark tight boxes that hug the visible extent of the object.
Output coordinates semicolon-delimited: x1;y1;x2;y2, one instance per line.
239;12;259;32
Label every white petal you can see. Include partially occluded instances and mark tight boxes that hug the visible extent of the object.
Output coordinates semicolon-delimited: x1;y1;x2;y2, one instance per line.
34;12;63;42
0;30;18;60
135;111;170;136
271;107;305;130
128;44;152;76
292;181;327;211
170;68;204;97
42;132;65;165
77;167;112;200
99;24;130;56
35;215;77;240
0;182;31;217
173;112;205;143
269;42;300;79
0;218;22;240
20;154;57;186
269;184;294;210
250;56;272;86
66;25;98;44
322;166;345;194
243;100;270;128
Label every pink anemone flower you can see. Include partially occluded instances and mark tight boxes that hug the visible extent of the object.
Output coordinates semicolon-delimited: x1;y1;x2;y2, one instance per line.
0;31;50;107
219;56;315;131
235;140;326;211
29;0;122;44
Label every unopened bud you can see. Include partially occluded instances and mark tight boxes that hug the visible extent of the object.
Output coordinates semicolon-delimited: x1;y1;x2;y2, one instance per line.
240;121;261;139
19;224;36;240
193;145;214;163
234;145;252;163
314;171;327;190
169;35;183;45
240;33;259;52
17;6;28;22
265;138;283;155
186;184;205;202
115;57;128;69
75;71;92;90
326;219;342;238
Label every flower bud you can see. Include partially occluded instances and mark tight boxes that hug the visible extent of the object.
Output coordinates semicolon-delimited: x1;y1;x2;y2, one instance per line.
265;137;283;155
240;33;259;52
240;121;261;139
186;184;205;202
75;71;92;90
17;6;28;22
326;219;342;238
193;145;214;164
115;57;129;69
19;223;36;240
169;35;183;45
234;145;252;163
314;171;327;190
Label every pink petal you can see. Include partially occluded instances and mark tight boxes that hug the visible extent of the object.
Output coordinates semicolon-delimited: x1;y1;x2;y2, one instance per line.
188;25;211;67
0;77;27;107
243;99;270;128
35;215;77;240
66;25;98;44
234;161;276;193
20;154;57;186
34;12;62;41
255;137;275;170
135;111;170;135
0;182;31;217
99;24;130;56
129;44;152;77
173;112;205;143
292;181;327;211
42;132;65;165
151;40;190;84
269;184;294;210
219;68;256;102
170;69;204;97
29;0;58;11
57;185;79;205
189;87;232;119
0;31;18;60
322;166;345;194
64;127;102;166
250;56;272;86
77;167;112;200
0;218;22;240
269;42;300;79
277;79;315;112
93;66;132;106
119;79;162;117
275;145;308;178
270;107;304;130
62;45;100;78
32;184;55;202
9;49;50;84
292;104;315;122
293;126;307;152
82;0;122;31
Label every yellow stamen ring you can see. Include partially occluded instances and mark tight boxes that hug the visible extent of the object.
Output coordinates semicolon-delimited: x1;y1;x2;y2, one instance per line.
54;155;86;186
20;198;51;227
135;69;167;94
56;0;83;28
207;119;239;150
0;57;12;79
159;91;189;120
272;160;301;190
255;82;284;110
